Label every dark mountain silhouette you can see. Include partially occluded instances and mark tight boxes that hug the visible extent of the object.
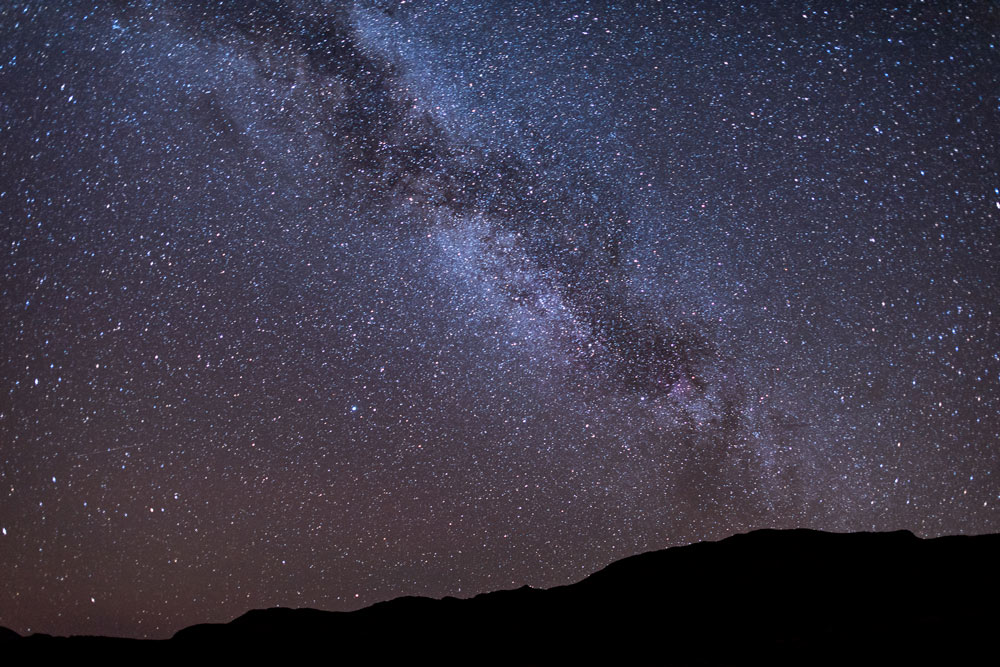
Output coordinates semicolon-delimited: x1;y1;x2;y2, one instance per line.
4;529;997;664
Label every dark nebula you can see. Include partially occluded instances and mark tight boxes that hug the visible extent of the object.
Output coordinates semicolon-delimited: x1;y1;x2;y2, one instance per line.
1;0;997;638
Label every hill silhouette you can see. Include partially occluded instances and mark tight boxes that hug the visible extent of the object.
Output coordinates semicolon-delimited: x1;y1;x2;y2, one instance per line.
4;529;997;663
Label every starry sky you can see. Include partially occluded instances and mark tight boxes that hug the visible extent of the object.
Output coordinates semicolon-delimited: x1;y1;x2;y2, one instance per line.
1;0;998;639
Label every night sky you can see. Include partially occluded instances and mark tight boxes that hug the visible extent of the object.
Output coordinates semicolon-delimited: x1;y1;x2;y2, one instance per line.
2;0;998;639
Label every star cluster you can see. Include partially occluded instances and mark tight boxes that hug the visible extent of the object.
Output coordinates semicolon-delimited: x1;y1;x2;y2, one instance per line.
1;0;997;638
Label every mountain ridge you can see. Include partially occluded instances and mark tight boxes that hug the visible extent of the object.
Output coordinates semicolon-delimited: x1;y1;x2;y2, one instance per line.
4;528;997;663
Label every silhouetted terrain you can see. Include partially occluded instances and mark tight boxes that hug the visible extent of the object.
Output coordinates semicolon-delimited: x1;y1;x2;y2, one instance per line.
4;529;997;664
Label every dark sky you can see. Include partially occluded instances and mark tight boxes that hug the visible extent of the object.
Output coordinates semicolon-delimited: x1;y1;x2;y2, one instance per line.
1;0;997;639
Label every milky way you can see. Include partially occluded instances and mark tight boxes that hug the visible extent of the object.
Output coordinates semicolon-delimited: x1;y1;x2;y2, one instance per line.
2;0;998;638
